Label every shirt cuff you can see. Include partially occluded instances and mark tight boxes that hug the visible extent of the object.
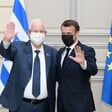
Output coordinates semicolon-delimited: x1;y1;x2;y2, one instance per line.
80;60;87;70
3;40;11;49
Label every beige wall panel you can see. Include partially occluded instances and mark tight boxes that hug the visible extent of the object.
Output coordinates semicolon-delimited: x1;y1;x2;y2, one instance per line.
91;77;112;112
0;8;12;31
45;35;62;45
91;79;103;112
77;0;112;30
0;0;13;6
95;47;107;63
0;33;4;41
79;35;108;44
25;0;71;34
96;69;104;77
101;102;112;112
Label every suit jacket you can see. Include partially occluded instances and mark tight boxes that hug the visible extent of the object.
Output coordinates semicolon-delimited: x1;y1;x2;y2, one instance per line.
0;40;57;112
56;41;98;112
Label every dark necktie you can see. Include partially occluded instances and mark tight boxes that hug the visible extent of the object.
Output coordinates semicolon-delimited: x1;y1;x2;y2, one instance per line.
62;48;70;66
32;50;40;97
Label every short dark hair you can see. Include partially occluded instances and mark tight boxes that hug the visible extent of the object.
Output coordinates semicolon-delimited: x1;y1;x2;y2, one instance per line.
61;19;80;31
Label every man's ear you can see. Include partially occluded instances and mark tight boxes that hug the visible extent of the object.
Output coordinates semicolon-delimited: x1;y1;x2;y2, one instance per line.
76;31;79;37
45;30;47;35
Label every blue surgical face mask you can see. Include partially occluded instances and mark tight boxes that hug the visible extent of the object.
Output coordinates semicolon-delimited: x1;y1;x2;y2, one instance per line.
62;35;74;47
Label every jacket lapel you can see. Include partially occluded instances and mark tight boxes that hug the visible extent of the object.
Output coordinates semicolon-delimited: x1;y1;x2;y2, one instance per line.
24;43;52;78
43;45;51;78
57;47;66;69
69;41;81;57
24;41;33;71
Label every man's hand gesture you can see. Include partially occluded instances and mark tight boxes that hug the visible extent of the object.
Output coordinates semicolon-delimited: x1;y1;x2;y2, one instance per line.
69;46;85;64
3;22;18;42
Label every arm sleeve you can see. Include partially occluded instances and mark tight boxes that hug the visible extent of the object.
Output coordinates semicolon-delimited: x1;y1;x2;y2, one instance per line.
3;40;11;49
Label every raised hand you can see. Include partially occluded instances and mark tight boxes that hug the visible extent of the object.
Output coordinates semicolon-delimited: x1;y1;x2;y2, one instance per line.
69;45;85;64
3;22;18;42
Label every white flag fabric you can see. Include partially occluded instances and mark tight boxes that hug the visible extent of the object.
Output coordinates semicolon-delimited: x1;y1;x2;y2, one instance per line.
0;0;29;95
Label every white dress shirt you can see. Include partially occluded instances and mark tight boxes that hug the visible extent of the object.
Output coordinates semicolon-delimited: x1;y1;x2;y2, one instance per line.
24;44;48;99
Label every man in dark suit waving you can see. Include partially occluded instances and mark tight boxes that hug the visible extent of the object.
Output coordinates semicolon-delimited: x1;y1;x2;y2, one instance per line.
56;19;98;112
0;19;57;112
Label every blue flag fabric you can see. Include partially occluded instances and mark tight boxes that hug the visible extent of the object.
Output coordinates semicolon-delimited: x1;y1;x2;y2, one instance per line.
101;23;112;105
0;0;29;95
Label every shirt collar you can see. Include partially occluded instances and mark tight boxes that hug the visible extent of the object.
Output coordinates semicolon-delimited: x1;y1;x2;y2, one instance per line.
31;43;43;53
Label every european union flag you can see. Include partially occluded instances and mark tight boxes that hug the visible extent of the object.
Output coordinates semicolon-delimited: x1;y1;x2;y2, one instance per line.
101;23;112;105
0;0;29;95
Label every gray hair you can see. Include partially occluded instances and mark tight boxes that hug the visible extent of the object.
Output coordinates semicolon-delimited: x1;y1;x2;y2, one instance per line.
29;19;46;30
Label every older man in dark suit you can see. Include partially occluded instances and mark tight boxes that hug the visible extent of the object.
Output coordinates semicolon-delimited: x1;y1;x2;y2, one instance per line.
56;19;98;112
0;19;57;112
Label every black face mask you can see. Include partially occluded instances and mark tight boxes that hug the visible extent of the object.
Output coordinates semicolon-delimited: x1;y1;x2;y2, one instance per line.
62;35;74;47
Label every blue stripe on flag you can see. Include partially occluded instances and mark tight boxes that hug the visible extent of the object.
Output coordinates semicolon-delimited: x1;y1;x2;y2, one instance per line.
1;64;9;85
13;0;28;32
13;35;19;41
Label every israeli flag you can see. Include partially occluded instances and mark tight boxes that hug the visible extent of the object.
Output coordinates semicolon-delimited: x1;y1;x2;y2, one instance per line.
0;0;29;95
